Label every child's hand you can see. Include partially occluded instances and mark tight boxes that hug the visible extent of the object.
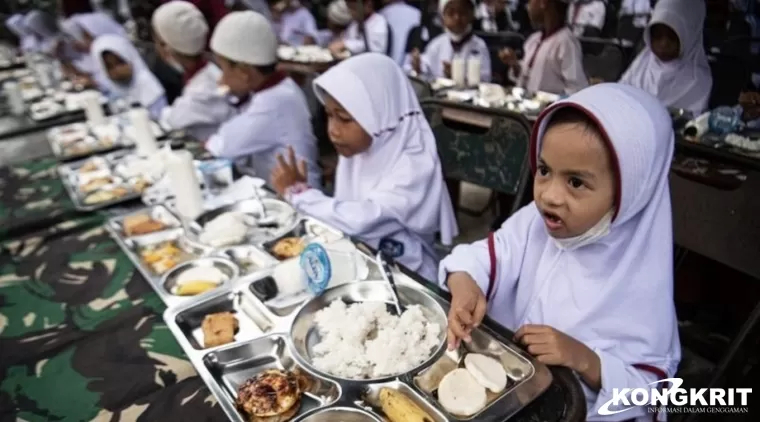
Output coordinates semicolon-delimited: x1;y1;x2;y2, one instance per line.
498;48;518;67
446;272;487;350
271;145;308;197
411;48;422;73
442;61;451;78
328;40;346;57
514;325;600;379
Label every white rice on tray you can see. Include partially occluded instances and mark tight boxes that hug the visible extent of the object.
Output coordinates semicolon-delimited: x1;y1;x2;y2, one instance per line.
311;299;442;379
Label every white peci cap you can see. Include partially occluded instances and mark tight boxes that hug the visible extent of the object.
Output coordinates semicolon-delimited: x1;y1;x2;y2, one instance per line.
210;11;277;66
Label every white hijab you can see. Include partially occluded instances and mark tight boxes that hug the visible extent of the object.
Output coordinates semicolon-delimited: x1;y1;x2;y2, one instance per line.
70;12;127;40
23;11;60;53
313;53;459;246
619;0;712;115
6;14;39;53
91;34;165;107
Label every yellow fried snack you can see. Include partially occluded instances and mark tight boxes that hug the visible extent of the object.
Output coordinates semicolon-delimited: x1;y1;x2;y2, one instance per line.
174;281;220;296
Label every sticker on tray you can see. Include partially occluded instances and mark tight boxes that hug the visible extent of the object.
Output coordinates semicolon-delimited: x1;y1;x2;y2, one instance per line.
300;243;332;295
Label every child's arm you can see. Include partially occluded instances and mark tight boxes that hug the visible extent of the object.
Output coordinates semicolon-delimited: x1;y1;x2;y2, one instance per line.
438;205;534;297
205;106;282;158
477;39;492;83
285;187;408;240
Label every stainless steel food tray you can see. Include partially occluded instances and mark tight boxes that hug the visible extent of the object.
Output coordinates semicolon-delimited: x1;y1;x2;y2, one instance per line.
164;246;553;422
107;206;278;307
261;217;344;261
57;143;169;211
49;115;167;160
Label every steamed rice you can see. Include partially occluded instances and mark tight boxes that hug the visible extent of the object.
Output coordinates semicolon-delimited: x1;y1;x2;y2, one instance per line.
311;299;442;379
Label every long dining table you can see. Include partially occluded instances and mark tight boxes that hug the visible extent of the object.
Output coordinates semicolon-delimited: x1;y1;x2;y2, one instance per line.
0;125;587;420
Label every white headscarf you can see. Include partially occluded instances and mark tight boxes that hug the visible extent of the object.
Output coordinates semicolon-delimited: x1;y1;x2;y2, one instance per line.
23;11;60;53
23;11;58;39
71;12;127;40
619;0;712;115
6;14;39;53
91;34;165;107
313;53;459;247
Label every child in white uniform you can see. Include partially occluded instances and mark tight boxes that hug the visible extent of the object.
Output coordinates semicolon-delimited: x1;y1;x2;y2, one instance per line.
406;0;491;83
271;53;458;281
500;0;588;95
439;83;680;420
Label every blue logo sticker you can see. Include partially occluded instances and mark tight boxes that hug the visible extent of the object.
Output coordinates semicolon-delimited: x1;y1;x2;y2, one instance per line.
378;238;404;259
300;243;332;295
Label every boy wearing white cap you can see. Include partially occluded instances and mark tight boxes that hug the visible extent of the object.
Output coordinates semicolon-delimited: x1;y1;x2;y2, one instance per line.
152;1;236;140
207;11;322;189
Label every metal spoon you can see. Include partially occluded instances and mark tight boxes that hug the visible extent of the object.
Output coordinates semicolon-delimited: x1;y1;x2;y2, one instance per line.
251;188;276;226
375;251;402;315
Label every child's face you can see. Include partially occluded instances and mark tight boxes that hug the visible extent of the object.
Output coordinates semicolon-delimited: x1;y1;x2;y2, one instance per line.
649;23;680;62
102;51;133;85
442;0;474;35
526;0;545;28
323;94;372;157
346;0;372;22
533;118;616;239
215;55;253;97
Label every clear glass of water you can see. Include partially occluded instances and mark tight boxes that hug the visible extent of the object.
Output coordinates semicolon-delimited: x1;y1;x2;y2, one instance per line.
198;158;233;195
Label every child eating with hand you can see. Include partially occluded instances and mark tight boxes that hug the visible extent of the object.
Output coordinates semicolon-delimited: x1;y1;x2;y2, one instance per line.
439;83;680;419
272;53;458;281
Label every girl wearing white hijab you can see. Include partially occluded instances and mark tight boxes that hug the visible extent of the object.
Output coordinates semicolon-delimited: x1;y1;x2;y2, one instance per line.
405;0;491;82
6;14;40;54
23;11;61;55
91;34;167;119
272;53;459;281
619;0;712;116
61;13;127;87
440;83;680;420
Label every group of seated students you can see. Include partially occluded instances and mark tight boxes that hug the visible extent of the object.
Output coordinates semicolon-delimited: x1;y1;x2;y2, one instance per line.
5;1;695;419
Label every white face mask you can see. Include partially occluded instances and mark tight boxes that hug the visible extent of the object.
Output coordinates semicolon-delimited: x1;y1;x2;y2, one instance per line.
445;25;472;42
551;210;614;251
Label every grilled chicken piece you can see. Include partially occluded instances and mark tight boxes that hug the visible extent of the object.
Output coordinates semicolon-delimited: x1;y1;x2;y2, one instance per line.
236;369;302;420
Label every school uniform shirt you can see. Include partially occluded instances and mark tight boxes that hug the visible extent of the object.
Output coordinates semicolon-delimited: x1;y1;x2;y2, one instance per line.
205;73;321;189
619;0;711;116
511;27;588;95
91;34;168;119
380;1;421;64
404;32;491;82
439;83;680;421
343;13;390;55
567;0;607;37
160;62;236;141
278;6;318;46
285;53;459;281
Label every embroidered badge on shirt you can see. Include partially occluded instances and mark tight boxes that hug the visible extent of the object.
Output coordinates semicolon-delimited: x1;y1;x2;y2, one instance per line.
378;238;404;258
